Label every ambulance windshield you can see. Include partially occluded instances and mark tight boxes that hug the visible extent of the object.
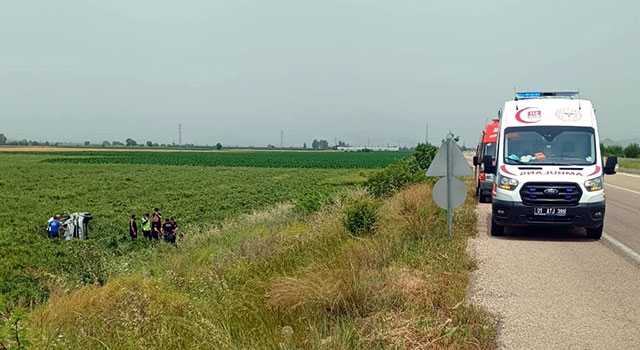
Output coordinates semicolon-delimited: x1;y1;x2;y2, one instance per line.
503;126;596;166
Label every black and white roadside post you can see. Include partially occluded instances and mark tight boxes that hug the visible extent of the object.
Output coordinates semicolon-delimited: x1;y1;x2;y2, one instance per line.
425;133;472;236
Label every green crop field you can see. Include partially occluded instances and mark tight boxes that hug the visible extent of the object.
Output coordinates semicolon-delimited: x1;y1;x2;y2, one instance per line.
0;150;405;306
36;149;410;169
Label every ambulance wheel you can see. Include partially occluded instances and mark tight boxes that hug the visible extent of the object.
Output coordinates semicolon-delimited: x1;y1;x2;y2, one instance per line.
490;218;504;236
586;225;603;240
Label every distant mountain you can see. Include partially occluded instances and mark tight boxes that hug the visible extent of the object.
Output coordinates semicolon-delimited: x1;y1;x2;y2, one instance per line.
601;137;640;148
617;138;640;148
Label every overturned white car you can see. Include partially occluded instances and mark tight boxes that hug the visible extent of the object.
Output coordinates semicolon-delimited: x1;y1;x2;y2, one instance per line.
47;212;94;240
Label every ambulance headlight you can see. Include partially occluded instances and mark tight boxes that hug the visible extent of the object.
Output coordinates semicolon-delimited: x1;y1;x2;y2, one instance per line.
497;174;518;191
584;176;603;191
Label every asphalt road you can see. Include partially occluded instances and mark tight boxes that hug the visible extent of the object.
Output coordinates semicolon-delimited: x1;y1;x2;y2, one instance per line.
602;172;640;261
467;169;640;349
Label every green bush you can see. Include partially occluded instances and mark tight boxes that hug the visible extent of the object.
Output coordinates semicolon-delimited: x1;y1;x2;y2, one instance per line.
365;158;423;198
624;143;640;158
365;143;439;198
343;199;380;236
0;307;31;349
294;194;324;215
411;143;439;170
601;144;623;157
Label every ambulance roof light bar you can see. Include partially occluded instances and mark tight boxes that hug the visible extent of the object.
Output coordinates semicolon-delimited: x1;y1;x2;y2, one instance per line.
515;91;579;100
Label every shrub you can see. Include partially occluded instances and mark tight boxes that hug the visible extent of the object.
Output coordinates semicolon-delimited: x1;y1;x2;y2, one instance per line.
603;144;624;157
624;143;640;158
411;143;438;170
365;143;439;198
294;194;323;215
365;158;423;198
343;199;380;236
0;307;31;349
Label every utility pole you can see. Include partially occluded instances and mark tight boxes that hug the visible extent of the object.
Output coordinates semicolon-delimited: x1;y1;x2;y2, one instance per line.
280;129;284;148
425;123;429;145
178;124;182;145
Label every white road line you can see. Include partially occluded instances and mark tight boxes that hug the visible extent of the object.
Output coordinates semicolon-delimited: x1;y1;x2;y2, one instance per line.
603;233;640;265
606;183;640;195
617;172;640;178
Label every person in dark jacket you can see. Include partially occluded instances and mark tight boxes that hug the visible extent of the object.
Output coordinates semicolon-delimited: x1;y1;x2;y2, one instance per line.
170;217;179;236
162;218;175;243
129;214;138;240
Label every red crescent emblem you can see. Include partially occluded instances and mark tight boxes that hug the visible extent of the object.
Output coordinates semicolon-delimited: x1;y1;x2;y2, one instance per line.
515;107;541;123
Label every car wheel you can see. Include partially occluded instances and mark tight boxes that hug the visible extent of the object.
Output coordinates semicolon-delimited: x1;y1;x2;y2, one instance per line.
586;225;603;240
490;217;504;236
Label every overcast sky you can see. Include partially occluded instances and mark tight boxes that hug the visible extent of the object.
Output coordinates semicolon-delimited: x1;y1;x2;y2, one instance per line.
2;0;639;147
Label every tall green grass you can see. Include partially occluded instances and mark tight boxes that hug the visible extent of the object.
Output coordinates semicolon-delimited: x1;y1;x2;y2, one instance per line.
28;183;495;349
619;158;640;170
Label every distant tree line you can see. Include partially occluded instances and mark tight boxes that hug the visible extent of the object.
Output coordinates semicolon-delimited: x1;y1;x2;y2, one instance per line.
0;133;52;146
99;139;224;150
0;133;225;150
601;143;640;158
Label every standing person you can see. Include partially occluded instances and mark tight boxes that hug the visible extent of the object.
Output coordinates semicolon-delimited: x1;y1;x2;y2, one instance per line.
170;217;179;237
141;213;152;240
162;218;175;243
151;208;162;240
46;215;55;237
152;221;161;241
129;214;138;241
47;214;65;239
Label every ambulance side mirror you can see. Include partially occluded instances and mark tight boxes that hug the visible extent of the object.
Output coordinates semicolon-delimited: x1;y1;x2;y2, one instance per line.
483;155;496;174
603;156;618;175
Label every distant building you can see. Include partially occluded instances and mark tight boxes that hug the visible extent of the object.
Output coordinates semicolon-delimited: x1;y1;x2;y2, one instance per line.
337;146;400;152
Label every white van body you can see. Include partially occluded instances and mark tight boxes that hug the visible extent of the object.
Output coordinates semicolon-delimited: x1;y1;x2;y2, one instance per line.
489;92;617;239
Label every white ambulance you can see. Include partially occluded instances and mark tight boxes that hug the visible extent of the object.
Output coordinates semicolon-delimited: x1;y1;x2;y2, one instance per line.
483;92;618;239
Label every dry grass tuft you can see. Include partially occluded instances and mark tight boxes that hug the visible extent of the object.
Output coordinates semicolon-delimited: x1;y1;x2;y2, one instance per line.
266;263;375;316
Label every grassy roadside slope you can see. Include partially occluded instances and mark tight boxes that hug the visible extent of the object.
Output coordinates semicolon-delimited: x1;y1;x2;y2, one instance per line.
28;182;495;349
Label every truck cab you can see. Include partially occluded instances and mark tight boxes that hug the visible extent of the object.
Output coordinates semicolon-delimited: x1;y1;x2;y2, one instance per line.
483;91;617;239
473;118;500;203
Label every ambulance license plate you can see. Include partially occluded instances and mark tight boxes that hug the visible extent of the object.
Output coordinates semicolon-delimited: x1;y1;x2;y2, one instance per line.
534;207;567;216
